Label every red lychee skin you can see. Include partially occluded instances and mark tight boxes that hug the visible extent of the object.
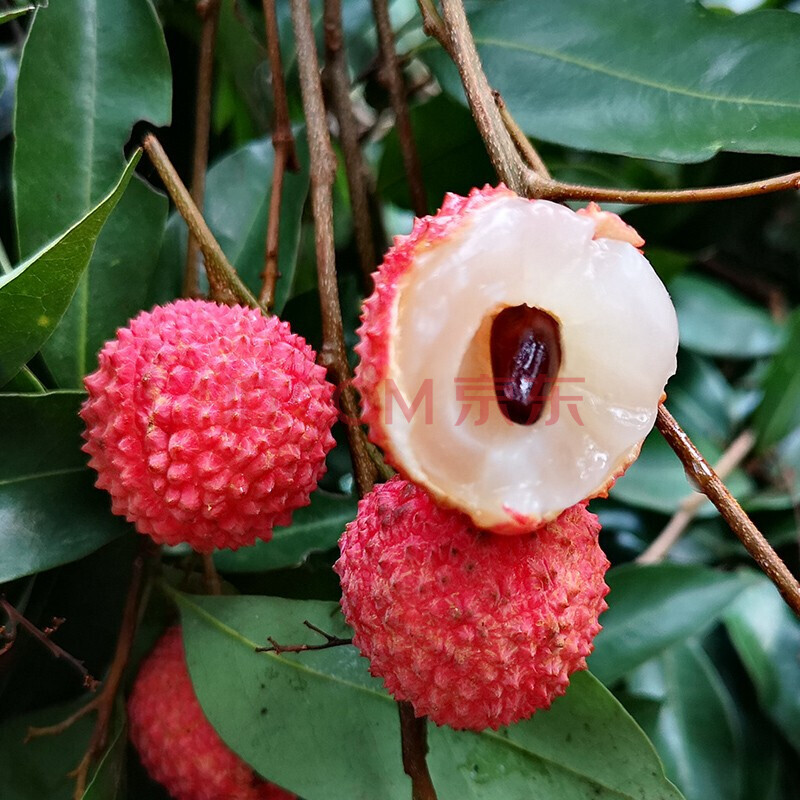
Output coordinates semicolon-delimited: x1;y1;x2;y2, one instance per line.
80;299;337;552
128;628;295;800
354;185;514;465
334;477;610;731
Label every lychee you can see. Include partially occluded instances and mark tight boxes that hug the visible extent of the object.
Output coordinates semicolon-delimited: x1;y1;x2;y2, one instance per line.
334;477;610;731
355;186;679;533
81;299;337;552
128;627;295;800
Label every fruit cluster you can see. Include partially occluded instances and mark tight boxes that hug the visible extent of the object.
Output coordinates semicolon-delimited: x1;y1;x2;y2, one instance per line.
82;187;678;795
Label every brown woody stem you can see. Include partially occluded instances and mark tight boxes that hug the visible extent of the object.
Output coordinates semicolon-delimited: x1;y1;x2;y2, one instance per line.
398;701;437;800
656;406;800;617
323;0;378;286
492;91;550;179
372;0;427;216
143;133;260;309
289;0;377;498
184;0;222;298
259;0;299;310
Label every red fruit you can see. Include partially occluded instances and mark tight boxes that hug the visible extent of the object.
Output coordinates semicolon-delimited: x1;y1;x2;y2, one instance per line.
81;300;337;552
355;186;678;533
335;477;610;731
128;627;294;800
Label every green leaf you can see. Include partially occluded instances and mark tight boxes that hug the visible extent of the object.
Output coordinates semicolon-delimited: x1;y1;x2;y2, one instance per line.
753;309;800;449
0;4;36;24
421;0;800;162
0;154;140;388
212;491;357;573
589;564;753;685
156;136;309;315
172;590;683;800
725;577;800;752
624;641;743;800
670;273;782;358
13;0;171;387
14;0;170;255
0;392;129;583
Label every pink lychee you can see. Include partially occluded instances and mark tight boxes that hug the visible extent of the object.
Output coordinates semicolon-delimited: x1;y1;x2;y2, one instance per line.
334;477;610;731
128;627;294;800
81;299;337;552
355;186;678;533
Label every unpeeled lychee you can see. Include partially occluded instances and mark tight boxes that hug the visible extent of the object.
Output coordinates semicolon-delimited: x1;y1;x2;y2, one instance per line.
128;627;294;800
81;299;338;552
355;186;679;533
334;477;610;731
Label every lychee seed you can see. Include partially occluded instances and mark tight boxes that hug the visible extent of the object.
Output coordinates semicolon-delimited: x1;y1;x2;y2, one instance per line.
80;299;338;552
335;477;610;731
354;185;679;533
128;627;295;800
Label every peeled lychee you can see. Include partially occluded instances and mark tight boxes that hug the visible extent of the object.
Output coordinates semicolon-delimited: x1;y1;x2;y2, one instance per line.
81;299;337;552
128;627;295;800
334;477;610;731
355;186;679;532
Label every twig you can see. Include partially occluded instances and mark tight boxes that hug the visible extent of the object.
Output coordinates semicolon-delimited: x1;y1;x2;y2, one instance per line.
492;91;550;179
323;0;379;286
289;0;377;498
26;544;153;799
656;405;800;617
201;553;222;596
259;0;299;311
0;599;95;689
421;0;800;206
256;620;352;654
398;701;437;800
143;133;261;309
184;0;223;299
638;428;756;564
372;0;427;216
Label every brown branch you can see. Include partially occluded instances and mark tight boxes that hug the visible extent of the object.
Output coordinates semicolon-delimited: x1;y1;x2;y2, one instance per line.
656;405;800;617
398;701;437;800
26;543;154;799
259;0;299;311
323;0;378;287
638;428;756;564
372;0;427;216
0;599;96;690
256;620;352;654
184;0;222;299
202;553;222;595
143;133;261;309
289;0;377;498
492;91;550;179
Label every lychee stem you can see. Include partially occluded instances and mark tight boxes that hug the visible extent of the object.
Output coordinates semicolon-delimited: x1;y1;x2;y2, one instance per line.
258;0;299;311
372;0;428;218
142;134;261;311
183;0;222;300
656;405;800;618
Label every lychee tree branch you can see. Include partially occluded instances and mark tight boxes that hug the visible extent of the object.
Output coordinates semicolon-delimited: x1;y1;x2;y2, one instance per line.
638;428;756;565
422;0;800;205
259;0;299;311
289;0;377;499
290;1;434;796
184;0;222;299
143;133;261;309
656;406;800;617
26;543;154;800
323;0;379;287
256;620;353;653
372;0;427;217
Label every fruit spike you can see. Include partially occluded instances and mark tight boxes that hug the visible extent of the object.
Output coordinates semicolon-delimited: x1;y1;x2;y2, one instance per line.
335;478;609;731
355;186;679;533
